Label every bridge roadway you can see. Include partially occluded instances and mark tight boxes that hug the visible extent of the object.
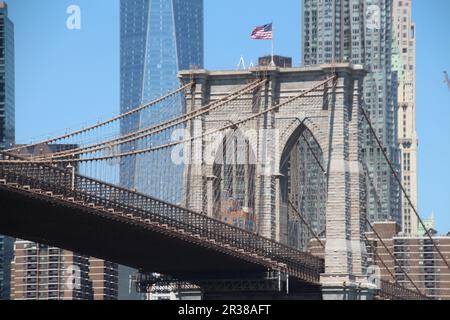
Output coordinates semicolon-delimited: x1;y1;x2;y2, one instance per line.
0;154;324;298
0;153;427;300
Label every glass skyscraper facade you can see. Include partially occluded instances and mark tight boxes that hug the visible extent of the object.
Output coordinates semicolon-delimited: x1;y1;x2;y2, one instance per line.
302;0;401;224
119;0;203;299
0;1;14;300
120;0;203;203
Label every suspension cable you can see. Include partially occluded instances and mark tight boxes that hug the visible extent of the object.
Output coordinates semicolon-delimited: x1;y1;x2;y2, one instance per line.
6;82;194;153
303;146;427;298
362;160;384;212
363;233;398;284
360;104;450;273
292;111;425;297
289;144;416;294
288;200;325;249
279;118;328;176
2;76;335;164
282;122;327;249
300;131;327;176
366;218;425;297
36;79;267;160
363;140;430;298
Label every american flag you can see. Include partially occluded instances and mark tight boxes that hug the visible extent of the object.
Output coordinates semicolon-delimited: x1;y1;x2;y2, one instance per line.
251;23;273;40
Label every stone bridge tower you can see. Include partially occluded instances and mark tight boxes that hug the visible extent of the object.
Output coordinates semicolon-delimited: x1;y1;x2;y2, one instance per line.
180;63;375;299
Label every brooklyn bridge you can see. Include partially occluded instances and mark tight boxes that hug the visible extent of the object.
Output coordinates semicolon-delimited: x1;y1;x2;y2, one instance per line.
0;63;436;300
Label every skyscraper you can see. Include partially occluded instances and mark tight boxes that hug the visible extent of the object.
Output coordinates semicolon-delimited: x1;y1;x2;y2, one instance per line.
302;0;401;224
392;0;418;236
0;1;14;300
119;0;203;299
120;0;203;200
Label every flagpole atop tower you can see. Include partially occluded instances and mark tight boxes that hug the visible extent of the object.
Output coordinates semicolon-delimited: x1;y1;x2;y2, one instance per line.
250;22;275;66
271;21;275;66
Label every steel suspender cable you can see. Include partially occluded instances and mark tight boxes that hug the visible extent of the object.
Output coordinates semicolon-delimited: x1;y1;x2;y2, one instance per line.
289;111;427;298
6;82;194;153
363;148;429;298
289;143;425;297
288;200;325;249
283;122;327;249
360;105;450;274
2;77;335;164
39;79;267;160
363;234;398;284
366;218;425;298
300;131;327;176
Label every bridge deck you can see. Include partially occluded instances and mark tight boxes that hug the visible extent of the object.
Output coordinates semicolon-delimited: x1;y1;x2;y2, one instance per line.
0;154;322;285
0;183;272;277
0;152;428;300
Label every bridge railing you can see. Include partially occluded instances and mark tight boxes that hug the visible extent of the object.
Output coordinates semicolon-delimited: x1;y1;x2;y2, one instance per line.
0;152;324;283
377;280;431;301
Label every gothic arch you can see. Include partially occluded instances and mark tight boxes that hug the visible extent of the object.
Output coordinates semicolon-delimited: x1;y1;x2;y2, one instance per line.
210;129;257;232
278;122;327;251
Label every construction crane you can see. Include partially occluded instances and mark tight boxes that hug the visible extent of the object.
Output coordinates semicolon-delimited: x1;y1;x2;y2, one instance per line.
444;71;450;91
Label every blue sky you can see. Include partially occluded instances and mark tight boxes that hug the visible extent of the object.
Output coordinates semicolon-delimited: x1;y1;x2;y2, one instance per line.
8;0;450;232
